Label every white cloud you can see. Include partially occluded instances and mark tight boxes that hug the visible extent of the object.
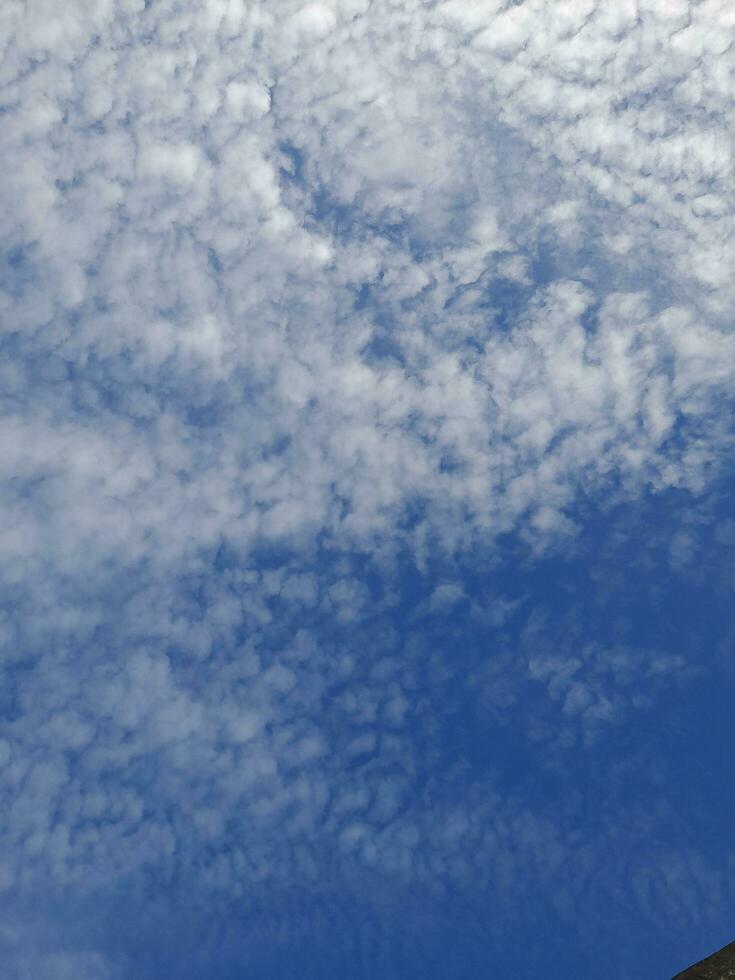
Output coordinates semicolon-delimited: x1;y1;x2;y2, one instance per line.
1;0;735;963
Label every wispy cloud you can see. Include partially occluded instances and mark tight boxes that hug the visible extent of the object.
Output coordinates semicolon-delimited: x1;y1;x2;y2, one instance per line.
2;0;735;975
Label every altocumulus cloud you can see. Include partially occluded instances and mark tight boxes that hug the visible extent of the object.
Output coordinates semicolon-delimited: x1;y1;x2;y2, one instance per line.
1;0;735;977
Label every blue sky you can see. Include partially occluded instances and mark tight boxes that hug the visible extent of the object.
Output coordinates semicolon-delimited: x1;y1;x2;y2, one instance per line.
2;1;735;977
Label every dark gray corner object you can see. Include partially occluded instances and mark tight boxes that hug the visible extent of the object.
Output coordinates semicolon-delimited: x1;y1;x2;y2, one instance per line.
672;941;735;979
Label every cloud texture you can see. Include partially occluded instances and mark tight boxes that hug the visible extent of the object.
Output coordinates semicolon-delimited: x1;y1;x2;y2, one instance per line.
2;0;735;975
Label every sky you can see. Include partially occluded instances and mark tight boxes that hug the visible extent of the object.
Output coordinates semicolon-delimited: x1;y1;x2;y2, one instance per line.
1;0;735;977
